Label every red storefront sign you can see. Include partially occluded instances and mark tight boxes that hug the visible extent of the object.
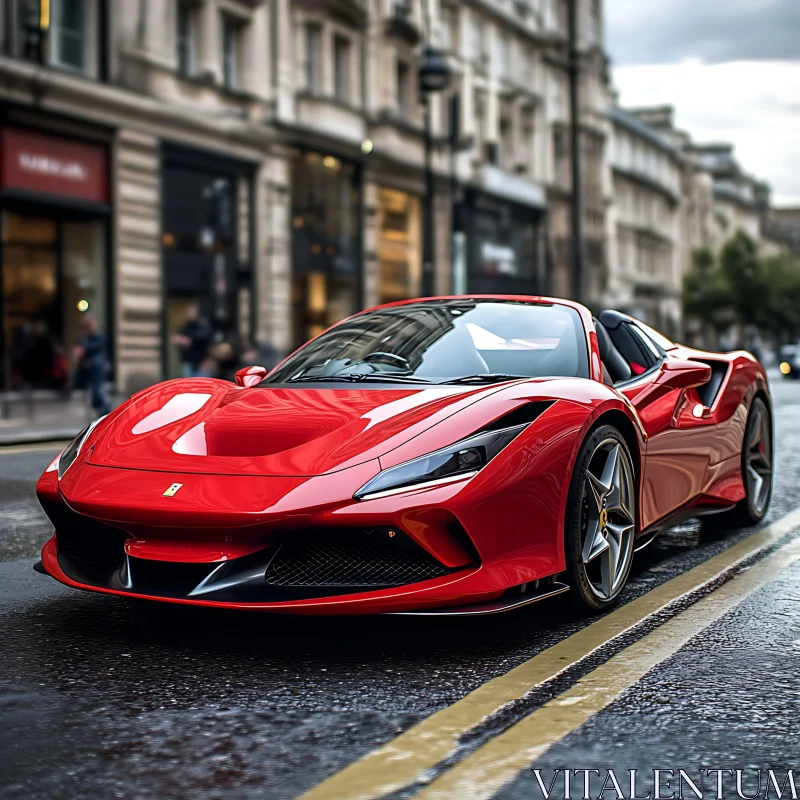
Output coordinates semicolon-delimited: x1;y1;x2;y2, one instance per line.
0;125;109;205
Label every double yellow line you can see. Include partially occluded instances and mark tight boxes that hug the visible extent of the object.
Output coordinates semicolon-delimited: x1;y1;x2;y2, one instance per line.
301;508;800;800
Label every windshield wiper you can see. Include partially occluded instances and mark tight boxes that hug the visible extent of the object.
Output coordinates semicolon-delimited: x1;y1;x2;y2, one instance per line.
286;374;434;385
442;374;531;385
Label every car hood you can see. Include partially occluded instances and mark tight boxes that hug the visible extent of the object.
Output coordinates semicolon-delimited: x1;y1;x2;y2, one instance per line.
87;379;511;476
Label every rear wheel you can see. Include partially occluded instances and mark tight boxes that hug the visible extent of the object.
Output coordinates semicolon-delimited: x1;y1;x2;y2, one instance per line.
565;426;637;613
705;397;773;530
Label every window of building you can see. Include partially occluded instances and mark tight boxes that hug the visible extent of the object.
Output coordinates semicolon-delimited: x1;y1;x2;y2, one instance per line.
290;151;361;347
377;188;421;304
333;34;351;102
498;117;512;170
521;106;535;174
1;212;108;391
495;31;510;81
396;58;411;115
440;5;458;53
221;15;241;91
553;128;569;186
474;91;487;160
520;46;534;86
306;23;322;94
49;0;100;78
176;1;195;77
543;0;558;31
467;14;483;65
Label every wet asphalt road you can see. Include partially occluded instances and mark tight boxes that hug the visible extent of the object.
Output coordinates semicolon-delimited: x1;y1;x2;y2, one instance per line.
2;376;800;800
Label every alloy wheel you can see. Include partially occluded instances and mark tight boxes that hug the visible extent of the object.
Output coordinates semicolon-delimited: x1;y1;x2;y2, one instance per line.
580;438;636;601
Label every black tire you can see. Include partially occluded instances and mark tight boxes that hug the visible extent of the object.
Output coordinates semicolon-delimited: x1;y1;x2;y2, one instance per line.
703;397;773;531
564;425;637;614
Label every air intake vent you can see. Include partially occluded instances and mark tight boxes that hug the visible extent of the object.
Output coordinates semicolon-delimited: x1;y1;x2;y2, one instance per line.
265;527;450;588
484;401;554;432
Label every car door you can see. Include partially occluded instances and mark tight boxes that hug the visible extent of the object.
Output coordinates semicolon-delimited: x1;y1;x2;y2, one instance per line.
611;322;714;530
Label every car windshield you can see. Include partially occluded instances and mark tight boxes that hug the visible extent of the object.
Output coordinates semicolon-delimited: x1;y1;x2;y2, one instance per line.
265;300;590;385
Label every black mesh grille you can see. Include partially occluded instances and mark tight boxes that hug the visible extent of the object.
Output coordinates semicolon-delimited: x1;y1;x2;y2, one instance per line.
45;501;127;571
265;528;449;588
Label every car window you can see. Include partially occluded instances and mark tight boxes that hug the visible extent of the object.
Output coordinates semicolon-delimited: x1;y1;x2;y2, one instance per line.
266;300;590;384
606;322;661;378
629;324;665;362
632;320;675;352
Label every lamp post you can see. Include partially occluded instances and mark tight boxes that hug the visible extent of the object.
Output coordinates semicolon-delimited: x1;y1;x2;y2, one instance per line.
567;0;584;304
419;45;452;297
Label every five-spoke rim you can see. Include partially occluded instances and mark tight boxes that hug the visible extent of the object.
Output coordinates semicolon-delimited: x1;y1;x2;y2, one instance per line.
746;404;772;516
580;439;636;601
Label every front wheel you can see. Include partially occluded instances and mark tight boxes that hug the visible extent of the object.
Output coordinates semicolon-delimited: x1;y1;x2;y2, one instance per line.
564;426;637;613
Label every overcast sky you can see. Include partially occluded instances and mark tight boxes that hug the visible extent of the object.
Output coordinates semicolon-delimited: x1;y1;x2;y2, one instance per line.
605;0;800;205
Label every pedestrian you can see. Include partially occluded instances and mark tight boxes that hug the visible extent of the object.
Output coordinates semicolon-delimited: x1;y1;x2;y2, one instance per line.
73;313;111;417
172;304;212;378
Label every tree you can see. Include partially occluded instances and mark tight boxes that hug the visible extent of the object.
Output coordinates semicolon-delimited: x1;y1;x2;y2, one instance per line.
718;231;767;329
682;231;800;348
759;253;800;343
682;248;734;341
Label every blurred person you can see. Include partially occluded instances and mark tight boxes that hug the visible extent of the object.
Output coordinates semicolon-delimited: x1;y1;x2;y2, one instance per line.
172;304;212;378
73;314;111;416
209;339;236;381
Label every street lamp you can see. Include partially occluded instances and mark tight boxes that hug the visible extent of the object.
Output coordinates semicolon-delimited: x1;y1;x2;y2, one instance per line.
419;45;452;297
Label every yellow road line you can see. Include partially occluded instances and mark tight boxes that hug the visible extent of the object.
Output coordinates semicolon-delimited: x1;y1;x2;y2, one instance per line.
300;508;800;800
416;534;800;799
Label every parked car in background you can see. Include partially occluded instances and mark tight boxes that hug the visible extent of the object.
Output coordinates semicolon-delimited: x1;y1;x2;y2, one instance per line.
778;344;800;378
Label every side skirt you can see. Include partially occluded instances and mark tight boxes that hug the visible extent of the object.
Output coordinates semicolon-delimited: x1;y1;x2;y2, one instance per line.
634;502;737;553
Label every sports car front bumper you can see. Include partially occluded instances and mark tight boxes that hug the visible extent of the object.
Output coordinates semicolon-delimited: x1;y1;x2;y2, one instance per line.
36;409;576;614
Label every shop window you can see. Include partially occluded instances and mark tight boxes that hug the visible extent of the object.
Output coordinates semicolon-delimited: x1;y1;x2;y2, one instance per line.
378;188;421;304
48;0;100;78
290;151;361;347
176;1;196;77
333;34;351;103
221;15;242;91
1;212;107;390
306;23;322;94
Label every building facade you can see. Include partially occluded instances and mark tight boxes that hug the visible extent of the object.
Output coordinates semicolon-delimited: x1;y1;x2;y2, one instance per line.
605;106;683;336
0;0;613;396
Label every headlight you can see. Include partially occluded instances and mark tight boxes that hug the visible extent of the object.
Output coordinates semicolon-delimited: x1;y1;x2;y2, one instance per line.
354;423;529;500
55;415;107;480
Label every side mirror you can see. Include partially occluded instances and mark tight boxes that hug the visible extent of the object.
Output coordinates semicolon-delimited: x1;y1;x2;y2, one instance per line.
657;359;712;391
234;365;268;388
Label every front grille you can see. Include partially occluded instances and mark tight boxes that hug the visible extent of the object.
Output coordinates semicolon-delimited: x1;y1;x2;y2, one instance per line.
265;527;449;588
45;502;127;571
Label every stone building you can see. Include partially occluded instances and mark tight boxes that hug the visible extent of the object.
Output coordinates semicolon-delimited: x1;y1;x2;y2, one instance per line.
605;106;683;336
686;142;767;252
0;0;612;396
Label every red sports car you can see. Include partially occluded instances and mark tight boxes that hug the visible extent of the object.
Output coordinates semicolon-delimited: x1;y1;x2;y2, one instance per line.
35;297;773;615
